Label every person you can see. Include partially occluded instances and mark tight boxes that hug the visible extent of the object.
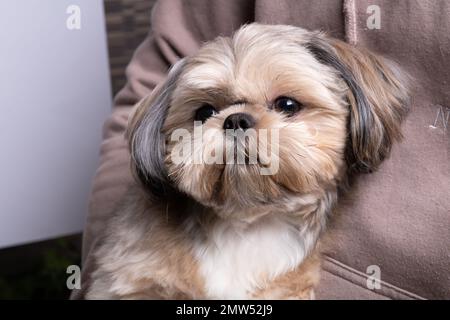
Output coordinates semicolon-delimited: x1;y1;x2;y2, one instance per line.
73;0;450;299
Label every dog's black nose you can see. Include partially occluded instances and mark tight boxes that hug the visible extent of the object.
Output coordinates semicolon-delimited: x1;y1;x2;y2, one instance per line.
223;113;255;131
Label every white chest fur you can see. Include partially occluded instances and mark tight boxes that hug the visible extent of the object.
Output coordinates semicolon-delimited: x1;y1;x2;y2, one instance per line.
193;216;317;299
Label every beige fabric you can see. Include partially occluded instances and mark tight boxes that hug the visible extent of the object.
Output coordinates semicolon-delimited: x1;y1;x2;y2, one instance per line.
75;0;450;299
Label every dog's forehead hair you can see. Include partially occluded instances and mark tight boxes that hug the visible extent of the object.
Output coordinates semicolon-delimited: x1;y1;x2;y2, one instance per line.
176;29;336;109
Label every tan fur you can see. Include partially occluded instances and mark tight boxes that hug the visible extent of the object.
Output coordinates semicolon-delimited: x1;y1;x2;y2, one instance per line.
252;253;321;299
87;188;205;299
86;24;409;300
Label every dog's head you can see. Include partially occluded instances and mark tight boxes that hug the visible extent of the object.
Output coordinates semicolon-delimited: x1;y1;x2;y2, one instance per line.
127;24;409;217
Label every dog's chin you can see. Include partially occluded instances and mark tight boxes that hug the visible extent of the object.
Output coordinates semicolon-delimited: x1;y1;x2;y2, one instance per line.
174;162;303;218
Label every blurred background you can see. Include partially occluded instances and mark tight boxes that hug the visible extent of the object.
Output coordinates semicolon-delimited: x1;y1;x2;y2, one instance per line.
0;0;155;299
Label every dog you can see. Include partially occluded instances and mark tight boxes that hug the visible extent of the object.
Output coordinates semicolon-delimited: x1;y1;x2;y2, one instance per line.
85;24;409;299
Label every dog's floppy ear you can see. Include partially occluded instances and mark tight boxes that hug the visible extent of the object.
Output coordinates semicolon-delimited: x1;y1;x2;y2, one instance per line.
126;59;187;197
307;35;409;173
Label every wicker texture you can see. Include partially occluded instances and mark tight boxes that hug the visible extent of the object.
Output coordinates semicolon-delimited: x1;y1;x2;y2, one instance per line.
104;0;156;95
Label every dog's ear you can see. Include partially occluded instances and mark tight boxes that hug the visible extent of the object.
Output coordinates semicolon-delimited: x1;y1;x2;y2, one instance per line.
307;35;409;173
126;59;187;197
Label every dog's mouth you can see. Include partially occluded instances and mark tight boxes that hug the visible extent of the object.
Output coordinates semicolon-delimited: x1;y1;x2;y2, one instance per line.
203;161;283;209
166;123;283;207
224;143;264;166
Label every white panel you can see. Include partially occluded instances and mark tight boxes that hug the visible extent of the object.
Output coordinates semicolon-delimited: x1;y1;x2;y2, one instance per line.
0;0;112;248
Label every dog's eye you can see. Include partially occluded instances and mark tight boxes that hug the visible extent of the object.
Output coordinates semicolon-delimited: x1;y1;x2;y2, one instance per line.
273;97;302;116
194;104;217;123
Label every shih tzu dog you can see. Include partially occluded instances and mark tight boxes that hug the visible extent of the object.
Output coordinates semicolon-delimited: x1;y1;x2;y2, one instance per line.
86;24;409;299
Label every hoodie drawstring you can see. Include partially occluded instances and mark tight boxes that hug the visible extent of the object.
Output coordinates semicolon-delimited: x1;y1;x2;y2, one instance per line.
343;0;357;45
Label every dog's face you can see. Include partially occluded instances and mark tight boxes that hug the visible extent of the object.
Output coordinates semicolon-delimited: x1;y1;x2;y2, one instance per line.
128;24;408;217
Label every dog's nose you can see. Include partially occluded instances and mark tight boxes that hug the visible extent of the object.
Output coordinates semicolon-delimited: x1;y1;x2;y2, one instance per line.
223;113;255;131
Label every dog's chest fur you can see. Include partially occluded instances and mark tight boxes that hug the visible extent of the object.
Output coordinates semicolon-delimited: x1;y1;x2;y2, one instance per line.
87;196;321;300
192;217;317;299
